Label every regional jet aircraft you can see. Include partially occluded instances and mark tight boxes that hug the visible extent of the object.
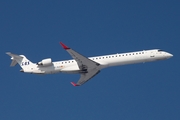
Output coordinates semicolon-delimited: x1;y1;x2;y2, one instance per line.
6;42;173;86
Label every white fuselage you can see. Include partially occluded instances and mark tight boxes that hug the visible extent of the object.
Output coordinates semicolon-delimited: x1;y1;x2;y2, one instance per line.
23;49;173;74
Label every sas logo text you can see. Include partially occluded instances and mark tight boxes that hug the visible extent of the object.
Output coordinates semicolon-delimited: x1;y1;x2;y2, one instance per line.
21;62;30;66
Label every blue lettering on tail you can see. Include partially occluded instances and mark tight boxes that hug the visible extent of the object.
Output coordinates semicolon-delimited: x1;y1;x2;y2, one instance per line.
21;61;30;66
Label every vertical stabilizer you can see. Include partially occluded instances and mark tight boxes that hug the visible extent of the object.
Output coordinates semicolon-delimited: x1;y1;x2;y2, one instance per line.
6;52;34;69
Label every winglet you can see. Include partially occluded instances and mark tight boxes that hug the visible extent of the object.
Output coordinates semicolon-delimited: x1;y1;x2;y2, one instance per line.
60;42;70;50
71;82;80;86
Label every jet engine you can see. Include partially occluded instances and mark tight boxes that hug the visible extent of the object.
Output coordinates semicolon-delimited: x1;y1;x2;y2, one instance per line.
37;58;53;66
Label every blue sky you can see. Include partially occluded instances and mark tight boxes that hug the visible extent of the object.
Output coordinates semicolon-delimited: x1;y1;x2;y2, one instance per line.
1;0;179;120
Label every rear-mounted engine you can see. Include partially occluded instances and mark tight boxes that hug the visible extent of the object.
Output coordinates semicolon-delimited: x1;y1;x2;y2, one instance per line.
37;58;53;66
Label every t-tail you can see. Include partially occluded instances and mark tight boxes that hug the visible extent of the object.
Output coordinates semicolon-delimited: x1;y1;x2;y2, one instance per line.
6;52;35;72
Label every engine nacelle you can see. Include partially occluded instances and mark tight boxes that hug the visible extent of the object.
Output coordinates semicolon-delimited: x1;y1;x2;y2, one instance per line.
37;58;53;66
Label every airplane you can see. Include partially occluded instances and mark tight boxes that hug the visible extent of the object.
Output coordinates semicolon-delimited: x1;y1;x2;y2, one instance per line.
6;42;173;86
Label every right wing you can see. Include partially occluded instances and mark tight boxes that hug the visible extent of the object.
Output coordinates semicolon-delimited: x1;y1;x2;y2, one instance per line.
60;42;100;86
60;42;100;71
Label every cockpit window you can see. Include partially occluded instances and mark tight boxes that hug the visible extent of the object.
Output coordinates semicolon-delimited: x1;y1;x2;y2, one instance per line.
158;49;164;52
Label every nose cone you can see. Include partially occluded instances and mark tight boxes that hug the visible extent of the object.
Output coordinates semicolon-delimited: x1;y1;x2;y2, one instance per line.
166;53;173;58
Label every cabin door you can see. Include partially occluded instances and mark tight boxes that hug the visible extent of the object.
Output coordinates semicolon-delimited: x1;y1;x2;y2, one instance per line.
150;51;155;58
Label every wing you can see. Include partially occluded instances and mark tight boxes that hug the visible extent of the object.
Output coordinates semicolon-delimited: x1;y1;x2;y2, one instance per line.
60;42;100;70
71;69;100;86
60;42;100;86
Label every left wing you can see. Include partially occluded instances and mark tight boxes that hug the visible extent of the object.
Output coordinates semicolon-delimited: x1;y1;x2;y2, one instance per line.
71;69;100;86
60;42;100;86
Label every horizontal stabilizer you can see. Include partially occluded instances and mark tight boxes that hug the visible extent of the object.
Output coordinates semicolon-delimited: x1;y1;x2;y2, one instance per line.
6;52;24;67
10;60;18;67
6;52;23;59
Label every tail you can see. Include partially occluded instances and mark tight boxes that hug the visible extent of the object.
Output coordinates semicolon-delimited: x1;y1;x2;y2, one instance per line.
6;52;34;69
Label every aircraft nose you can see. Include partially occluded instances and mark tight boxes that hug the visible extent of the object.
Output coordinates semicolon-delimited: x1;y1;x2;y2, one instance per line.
166;53;173;58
